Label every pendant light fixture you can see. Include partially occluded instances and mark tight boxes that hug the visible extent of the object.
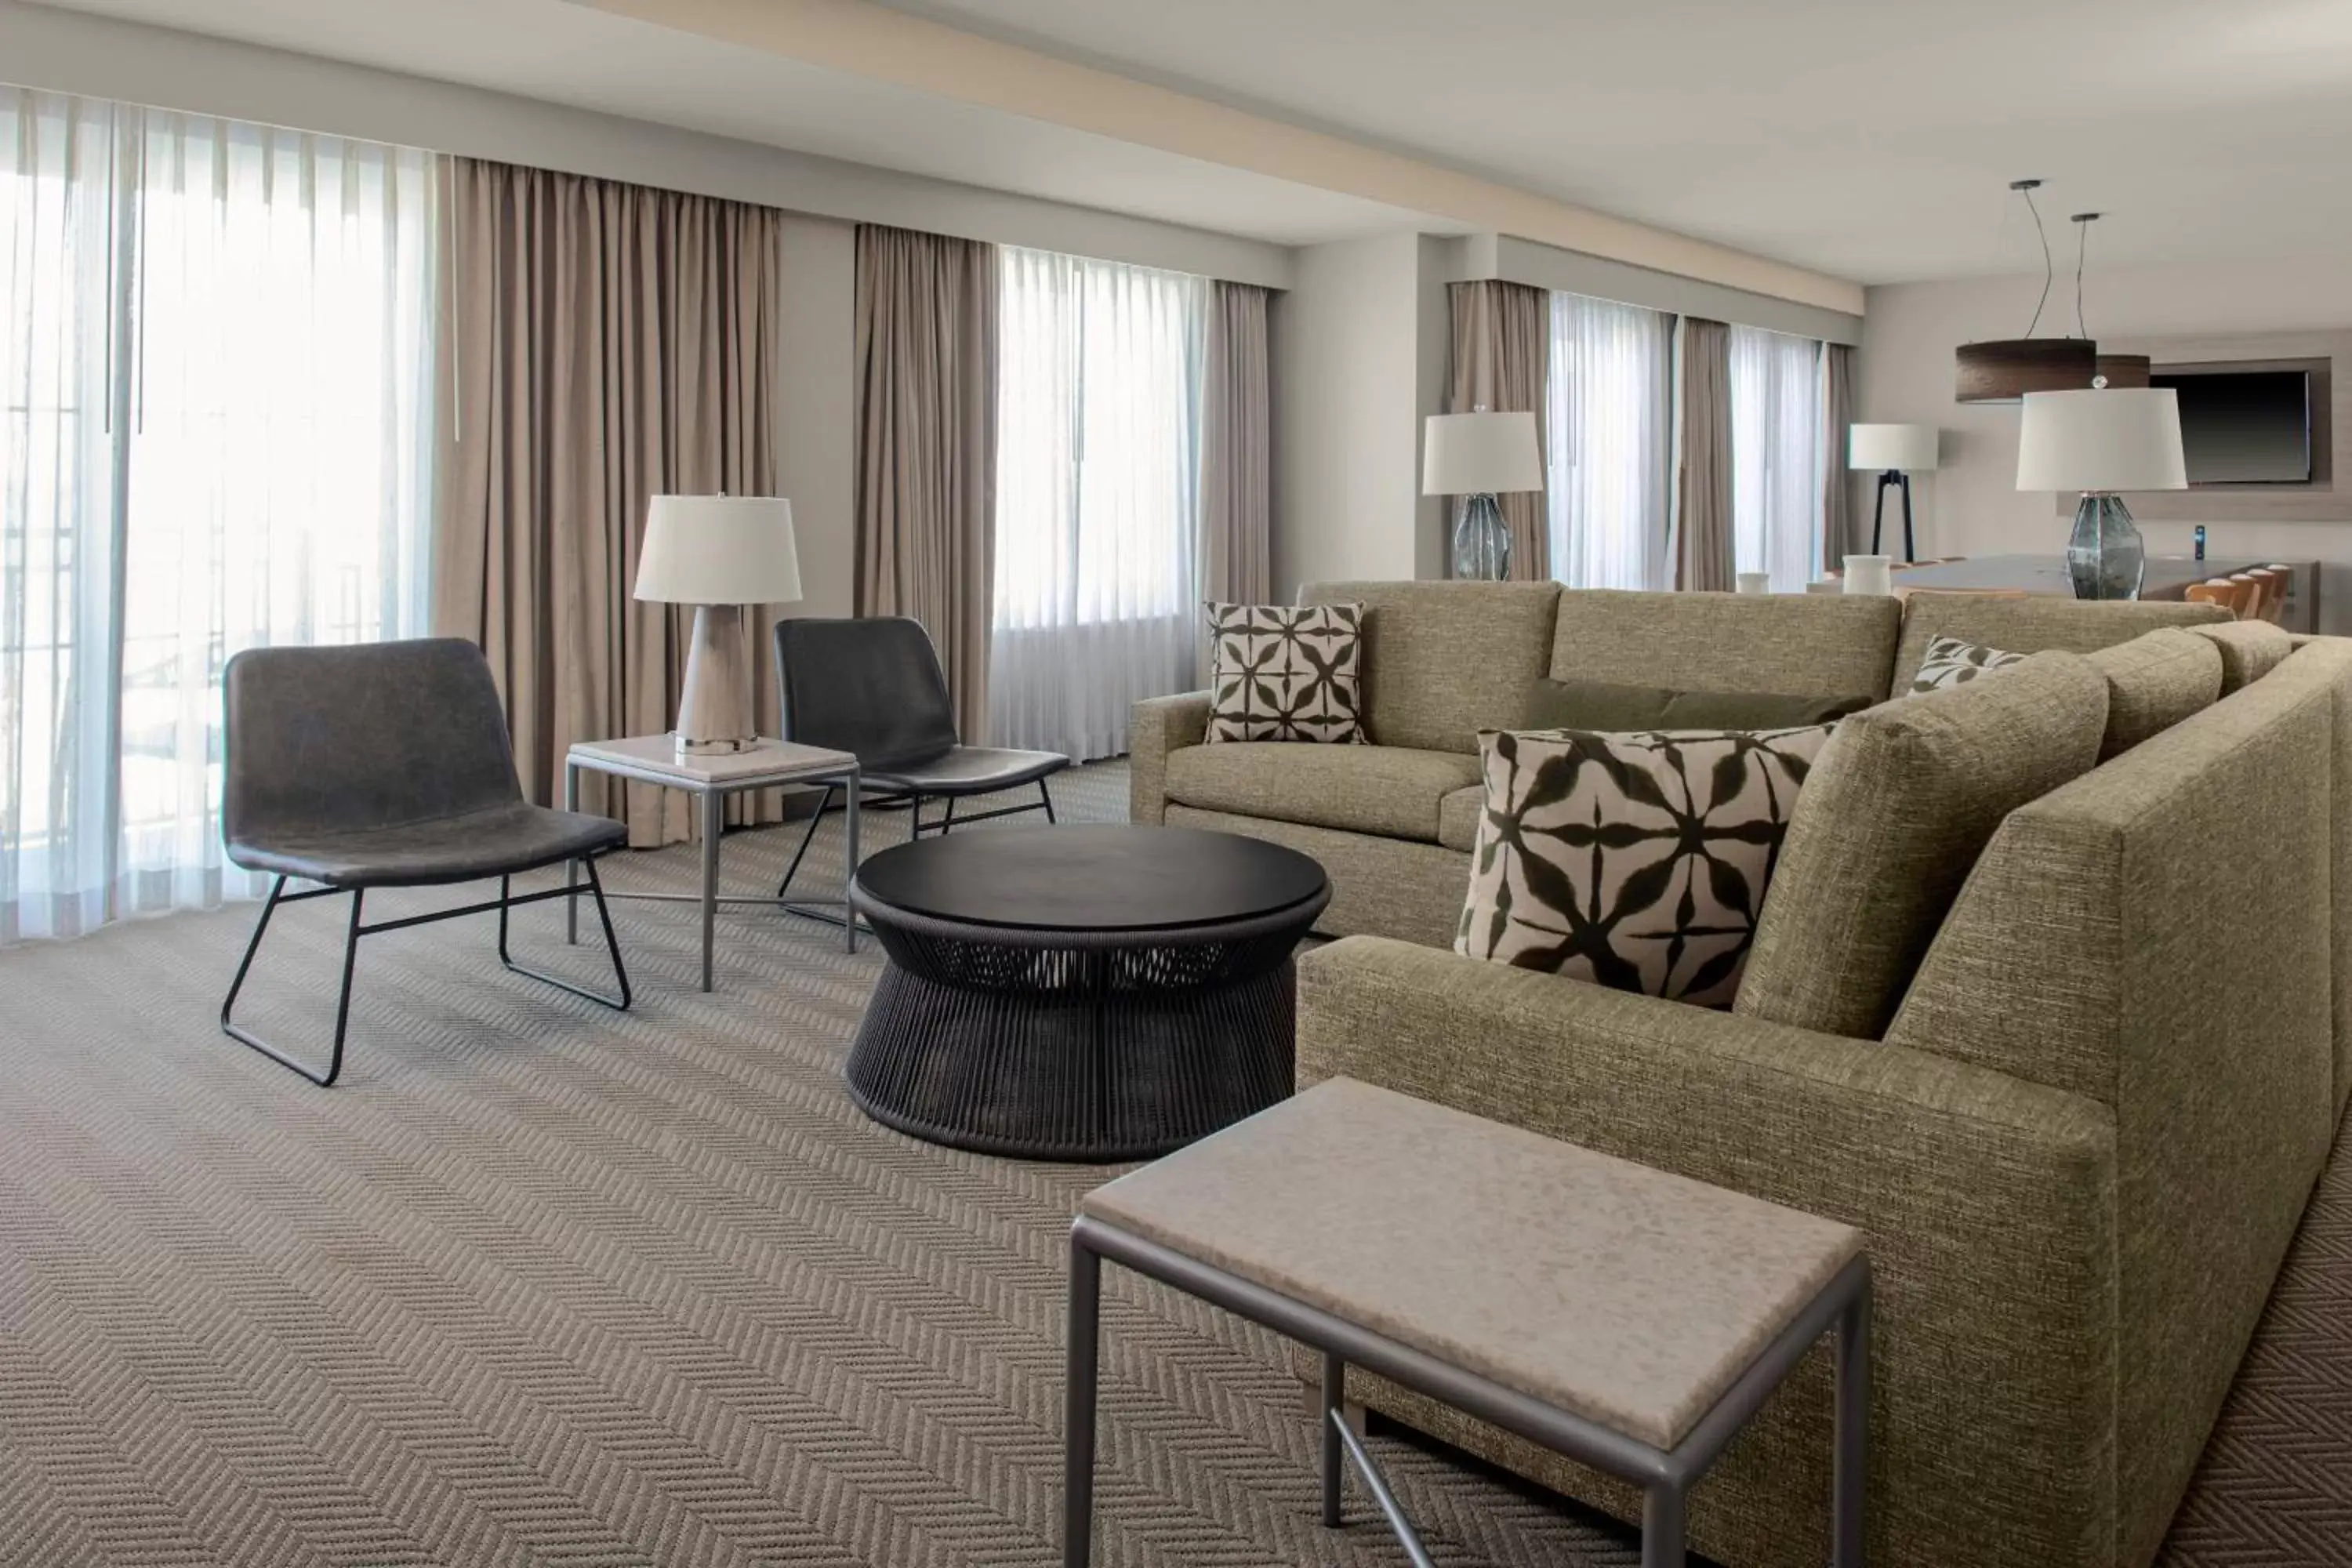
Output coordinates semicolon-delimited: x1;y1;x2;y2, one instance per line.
2072;211;2150;389
1955;180;2097;403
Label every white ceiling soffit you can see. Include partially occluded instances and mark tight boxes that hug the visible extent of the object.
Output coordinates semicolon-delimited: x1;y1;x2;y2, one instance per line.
6;0;1421;262
569;0;1865;314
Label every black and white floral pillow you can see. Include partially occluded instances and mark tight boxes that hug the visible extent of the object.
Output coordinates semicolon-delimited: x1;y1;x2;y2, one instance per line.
1457;725;1833;1006
1909;634;2027;693
1205;603;1367;743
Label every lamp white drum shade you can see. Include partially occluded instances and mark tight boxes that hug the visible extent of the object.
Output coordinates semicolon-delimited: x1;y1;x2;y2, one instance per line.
2016;389;2187;493
1849;423;1940;473
633;495;804;605
1423;410;1544;495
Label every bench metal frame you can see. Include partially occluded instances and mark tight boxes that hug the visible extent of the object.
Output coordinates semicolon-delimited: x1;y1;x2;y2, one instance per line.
1065;1215;1871;1568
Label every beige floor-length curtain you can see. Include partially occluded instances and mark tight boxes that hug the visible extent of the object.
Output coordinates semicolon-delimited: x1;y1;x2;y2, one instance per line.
1200;280;1272;676
1675;317;1736;592
1447;281;1550;582
1820;341;1856;575
854;225;1000;743
434;157;783;847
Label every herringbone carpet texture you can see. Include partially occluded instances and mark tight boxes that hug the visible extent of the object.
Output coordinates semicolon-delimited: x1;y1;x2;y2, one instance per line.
0;765;1643;1568
2;760;2347;1566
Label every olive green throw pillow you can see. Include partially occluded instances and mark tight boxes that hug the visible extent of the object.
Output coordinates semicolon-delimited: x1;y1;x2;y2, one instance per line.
1523;677;1875;733
1733;651;2111;1040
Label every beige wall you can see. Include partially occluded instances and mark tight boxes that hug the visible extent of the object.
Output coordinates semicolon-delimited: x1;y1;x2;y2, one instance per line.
1271;233;1455;597
1857;253;2352;630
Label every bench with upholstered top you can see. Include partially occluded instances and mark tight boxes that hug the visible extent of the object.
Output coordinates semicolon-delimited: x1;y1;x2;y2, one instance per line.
1063;1077;1872;1568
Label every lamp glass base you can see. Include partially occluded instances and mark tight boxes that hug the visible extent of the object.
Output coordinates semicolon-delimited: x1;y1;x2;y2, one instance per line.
1452;493;1512;582
2065;493;2146;601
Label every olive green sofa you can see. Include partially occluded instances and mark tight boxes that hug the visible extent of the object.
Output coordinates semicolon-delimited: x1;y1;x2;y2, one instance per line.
1129;582;2342;1568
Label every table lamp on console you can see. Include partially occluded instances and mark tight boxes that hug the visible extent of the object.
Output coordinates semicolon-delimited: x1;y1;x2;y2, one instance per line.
632;494;802;756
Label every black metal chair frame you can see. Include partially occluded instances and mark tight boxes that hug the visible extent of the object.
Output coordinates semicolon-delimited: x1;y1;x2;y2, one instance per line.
220;855;631;1089
773;775;1058;906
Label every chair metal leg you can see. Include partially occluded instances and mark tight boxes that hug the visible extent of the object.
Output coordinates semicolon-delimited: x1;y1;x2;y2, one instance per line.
773;782;837;900
499;858;632;1010
1040;778;1058;824
220;878;364;1088
939;794;957;834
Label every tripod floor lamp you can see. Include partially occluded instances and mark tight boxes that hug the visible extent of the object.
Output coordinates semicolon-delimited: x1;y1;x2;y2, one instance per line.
1850;424;1940;563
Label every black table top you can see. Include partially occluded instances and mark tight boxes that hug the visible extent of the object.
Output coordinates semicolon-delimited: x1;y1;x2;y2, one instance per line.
853;826;1330;935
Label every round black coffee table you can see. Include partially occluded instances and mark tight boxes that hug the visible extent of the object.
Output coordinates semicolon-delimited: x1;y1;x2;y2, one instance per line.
845;825;1330;1161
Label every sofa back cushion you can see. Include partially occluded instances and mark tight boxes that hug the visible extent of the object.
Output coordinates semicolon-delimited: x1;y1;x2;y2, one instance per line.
1549;590;1902;703
2188;619;2295;694
1522;677;1874;731
1298;580;1562;753
1890;594;2228;691
1733;650;2110;1040
2085;629;2223;758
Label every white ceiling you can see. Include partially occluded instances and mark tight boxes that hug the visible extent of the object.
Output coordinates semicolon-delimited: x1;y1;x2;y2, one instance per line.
28;0;2352;285
870;0;2352;285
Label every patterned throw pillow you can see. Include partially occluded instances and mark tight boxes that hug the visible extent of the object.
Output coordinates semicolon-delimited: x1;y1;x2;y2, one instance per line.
1205;603;1367;743
1457;726;1834;1006
1909;634;2027;693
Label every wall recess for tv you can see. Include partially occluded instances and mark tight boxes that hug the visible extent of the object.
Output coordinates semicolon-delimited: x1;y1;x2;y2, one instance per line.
2056;330;2352;524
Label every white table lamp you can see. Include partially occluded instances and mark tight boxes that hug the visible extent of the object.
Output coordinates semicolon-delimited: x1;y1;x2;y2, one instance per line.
633;495;802;754
2016;388;2186;601
1848;423;1940;562
1424;408;1543;581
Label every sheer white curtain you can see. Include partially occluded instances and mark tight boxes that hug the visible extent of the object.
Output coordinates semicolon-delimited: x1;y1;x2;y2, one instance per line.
991;247;1205;760
1545;291;1674;590
1729;324;1826;593
1;89;436;943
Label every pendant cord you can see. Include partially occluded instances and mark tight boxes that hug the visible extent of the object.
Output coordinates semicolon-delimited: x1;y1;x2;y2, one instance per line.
2074;215;2090;339
2020;183;2053;338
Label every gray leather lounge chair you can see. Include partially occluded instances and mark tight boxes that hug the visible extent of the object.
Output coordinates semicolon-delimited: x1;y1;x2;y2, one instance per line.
220;638;631;1087
771;617;1069;899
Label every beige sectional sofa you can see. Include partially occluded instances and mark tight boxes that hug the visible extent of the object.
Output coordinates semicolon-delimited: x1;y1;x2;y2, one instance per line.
1130;582;2343;1568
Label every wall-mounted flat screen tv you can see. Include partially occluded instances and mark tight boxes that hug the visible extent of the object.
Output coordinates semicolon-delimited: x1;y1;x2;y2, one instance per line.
2150;368;2312;485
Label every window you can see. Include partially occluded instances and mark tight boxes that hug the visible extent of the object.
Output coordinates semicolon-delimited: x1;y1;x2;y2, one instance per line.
1729;324;1826;593
991;247;1206;760
1545;292;1674;590
1;90;436;942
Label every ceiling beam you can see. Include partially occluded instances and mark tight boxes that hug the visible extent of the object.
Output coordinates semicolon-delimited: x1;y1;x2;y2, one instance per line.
575;0;1867;315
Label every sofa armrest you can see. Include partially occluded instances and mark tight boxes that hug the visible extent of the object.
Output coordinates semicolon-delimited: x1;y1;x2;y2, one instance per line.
1298;936;2119;1568
1129;691;1211;826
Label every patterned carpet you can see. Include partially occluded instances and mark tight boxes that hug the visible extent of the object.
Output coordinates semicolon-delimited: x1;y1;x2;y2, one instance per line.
0;758;2342;1566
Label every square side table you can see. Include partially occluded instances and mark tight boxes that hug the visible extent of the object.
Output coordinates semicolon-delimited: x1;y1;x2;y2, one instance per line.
1066;1078;1871;1568
564;735;862;992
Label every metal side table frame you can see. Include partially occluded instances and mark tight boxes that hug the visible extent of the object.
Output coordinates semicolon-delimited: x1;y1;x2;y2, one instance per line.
1065;1217;1871;1568
563;736;864;992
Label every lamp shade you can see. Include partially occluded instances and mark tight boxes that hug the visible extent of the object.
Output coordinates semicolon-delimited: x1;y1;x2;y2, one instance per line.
633;495;803;605
1849;423;1940;472
2016;388;2187;493
1422;410;1543;495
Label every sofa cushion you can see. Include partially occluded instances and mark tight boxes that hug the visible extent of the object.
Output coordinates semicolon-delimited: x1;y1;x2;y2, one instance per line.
2085;629;2224;757
1204;602;1367;743
1550;590;1902;703
1734;651;2111;1040
1164;741;1481;844
2189;619;2295;695
1458;726;1834;1006
1300;580;1563;754
1523;677;1875;731
1439;785;1484;852
1908;634;2027;692
1890;594;2229;691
